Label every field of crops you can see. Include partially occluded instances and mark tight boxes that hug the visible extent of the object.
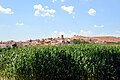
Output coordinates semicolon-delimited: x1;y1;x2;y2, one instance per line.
0;44;120;80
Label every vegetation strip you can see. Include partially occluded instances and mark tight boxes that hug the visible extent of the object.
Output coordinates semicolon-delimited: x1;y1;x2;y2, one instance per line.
0;44;120;80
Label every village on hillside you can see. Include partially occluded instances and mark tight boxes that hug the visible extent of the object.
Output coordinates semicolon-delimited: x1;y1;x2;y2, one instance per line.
0;35;120;48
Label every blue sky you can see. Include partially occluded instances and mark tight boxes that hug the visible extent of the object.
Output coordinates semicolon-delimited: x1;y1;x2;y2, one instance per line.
0;0;120;41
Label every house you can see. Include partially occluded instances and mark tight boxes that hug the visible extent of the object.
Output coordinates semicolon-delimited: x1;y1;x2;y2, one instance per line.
0;44;7;48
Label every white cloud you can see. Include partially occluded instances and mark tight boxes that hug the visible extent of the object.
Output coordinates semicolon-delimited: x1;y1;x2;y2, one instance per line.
68;30;93;37
61;0;65;2
53;31;58;33
61;5;74;14
51;31;58;37
51;31;65;38
34;4;56;17
88;8;96;16
94;25;104;28
16;22;24;26
45;6;49;9
51;30;120;38
51;30;94;38
0;5;14;14
52;0;57;3
58;32;65;36
79;30;93;36
71;32;78;36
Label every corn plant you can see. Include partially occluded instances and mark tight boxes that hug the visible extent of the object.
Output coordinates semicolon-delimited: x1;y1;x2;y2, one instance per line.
0;44;120;80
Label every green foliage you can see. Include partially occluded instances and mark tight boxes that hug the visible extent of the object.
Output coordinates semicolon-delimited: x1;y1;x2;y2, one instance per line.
115;41;120;44
0;44;120;80
71;39;89;44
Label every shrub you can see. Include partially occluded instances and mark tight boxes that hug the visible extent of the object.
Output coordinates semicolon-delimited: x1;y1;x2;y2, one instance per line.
71;39;89;44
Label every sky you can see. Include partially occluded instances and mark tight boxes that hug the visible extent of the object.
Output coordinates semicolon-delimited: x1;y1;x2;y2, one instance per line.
0;0;120;41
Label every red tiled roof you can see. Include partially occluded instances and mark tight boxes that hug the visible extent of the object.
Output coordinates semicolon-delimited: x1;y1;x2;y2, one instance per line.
0;44;6;47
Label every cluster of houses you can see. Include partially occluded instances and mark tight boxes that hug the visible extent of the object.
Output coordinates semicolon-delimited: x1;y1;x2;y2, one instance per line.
0;35;71;48
0;35;120;48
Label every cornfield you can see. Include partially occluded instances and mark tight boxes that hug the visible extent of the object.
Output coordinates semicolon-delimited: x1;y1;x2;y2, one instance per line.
0;44;120;80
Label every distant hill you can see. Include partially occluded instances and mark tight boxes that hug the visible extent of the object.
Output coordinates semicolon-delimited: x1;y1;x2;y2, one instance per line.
71;35;120;43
